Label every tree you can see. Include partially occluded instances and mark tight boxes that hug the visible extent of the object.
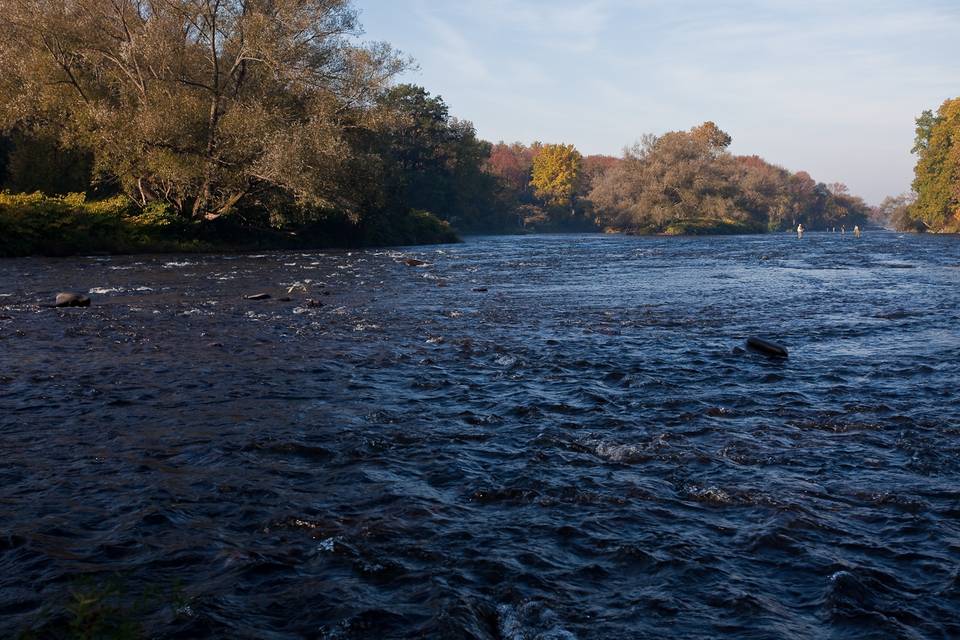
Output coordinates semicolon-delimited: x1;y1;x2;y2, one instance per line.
530;143;582;211
734;155;792;230
0;0;404;220
579;155;619;196
588;122;868;233
373;84;506;233
909;97;960;231
589;122;743;231
874;193;918;230
1;131;92;194
486;142;536;199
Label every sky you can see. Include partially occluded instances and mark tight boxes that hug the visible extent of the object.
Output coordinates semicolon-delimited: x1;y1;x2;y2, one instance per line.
357;0;960;204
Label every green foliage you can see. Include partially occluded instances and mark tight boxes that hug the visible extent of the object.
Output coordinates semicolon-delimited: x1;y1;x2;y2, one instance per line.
0;191;459;256
662;218;766;236
361;209;459;247
2;132;93;195
373;85;510;234
0;192;208;256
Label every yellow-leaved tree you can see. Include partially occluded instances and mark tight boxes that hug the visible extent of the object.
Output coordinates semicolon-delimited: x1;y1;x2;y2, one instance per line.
530;143;582;213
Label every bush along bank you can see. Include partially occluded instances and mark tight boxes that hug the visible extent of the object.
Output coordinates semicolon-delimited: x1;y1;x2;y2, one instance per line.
0;193;459;258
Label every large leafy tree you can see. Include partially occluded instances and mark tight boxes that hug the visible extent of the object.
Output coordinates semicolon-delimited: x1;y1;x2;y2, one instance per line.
589;122;741;230
530;143;582;211
910;97;960;231
588;122;868;233
0;0;403;220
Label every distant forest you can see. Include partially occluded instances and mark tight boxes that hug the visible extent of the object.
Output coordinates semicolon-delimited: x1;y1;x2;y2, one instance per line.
0;0;950;255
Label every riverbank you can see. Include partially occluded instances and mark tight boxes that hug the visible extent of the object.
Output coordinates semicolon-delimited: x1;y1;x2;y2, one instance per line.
604;218;767;236
0;193;459;258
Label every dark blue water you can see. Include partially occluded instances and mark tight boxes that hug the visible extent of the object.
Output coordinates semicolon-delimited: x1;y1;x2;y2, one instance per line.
1;232;959;638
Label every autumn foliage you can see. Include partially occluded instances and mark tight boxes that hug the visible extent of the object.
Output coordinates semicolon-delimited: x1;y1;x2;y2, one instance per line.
904;97;960;232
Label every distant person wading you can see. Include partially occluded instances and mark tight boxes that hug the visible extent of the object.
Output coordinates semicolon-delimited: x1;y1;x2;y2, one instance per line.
797;223;804;239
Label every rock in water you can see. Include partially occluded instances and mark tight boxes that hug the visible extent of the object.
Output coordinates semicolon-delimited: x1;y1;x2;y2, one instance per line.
746;337;789;358
404;258;427;267
54;293;91;308
244;293;271;301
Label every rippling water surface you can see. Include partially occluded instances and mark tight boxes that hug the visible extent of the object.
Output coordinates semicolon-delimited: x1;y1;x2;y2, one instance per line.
2;232;960;638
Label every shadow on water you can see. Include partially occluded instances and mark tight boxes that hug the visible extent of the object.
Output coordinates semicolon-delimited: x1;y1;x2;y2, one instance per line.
1;231;959;638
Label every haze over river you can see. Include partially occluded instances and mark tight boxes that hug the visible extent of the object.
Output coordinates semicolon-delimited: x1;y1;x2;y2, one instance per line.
1;232;959;638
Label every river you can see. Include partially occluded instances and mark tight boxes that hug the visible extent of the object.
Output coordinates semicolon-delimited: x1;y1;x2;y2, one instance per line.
1;232;959;638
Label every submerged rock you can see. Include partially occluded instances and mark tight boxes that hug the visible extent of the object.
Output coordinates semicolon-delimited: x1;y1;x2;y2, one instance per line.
403;258;427;267
54;293;91;308
746;336;789;358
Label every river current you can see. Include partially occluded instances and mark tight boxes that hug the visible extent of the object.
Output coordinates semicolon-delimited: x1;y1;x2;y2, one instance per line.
1;232;959;638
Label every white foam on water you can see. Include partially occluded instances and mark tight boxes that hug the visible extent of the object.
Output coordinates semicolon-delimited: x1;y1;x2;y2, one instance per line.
317;537;337;553
497;603;578;640
594;442;646;463
686;485;734;505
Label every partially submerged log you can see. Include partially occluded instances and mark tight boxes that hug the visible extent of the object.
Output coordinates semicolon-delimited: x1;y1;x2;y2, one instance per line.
746;336;788;358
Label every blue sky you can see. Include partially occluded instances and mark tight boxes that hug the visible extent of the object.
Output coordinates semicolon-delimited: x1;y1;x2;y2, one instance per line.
358;1;960;204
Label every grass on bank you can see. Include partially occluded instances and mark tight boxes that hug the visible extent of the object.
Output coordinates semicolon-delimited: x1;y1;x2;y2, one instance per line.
605;217;767;236
0;192;459;257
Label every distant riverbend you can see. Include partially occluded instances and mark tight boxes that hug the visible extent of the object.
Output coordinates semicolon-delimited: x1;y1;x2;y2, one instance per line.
1;232;959;638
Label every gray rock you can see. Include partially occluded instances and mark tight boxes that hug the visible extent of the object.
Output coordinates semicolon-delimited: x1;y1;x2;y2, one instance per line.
54;293;91;308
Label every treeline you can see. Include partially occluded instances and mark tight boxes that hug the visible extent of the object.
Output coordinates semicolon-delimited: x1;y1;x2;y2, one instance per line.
881;97;960;233
0;0;873;256
486;122;870;235
589;122;870;234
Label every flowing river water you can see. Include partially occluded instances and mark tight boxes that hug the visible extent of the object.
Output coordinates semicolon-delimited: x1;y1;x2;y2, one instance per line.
1;232;959;638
